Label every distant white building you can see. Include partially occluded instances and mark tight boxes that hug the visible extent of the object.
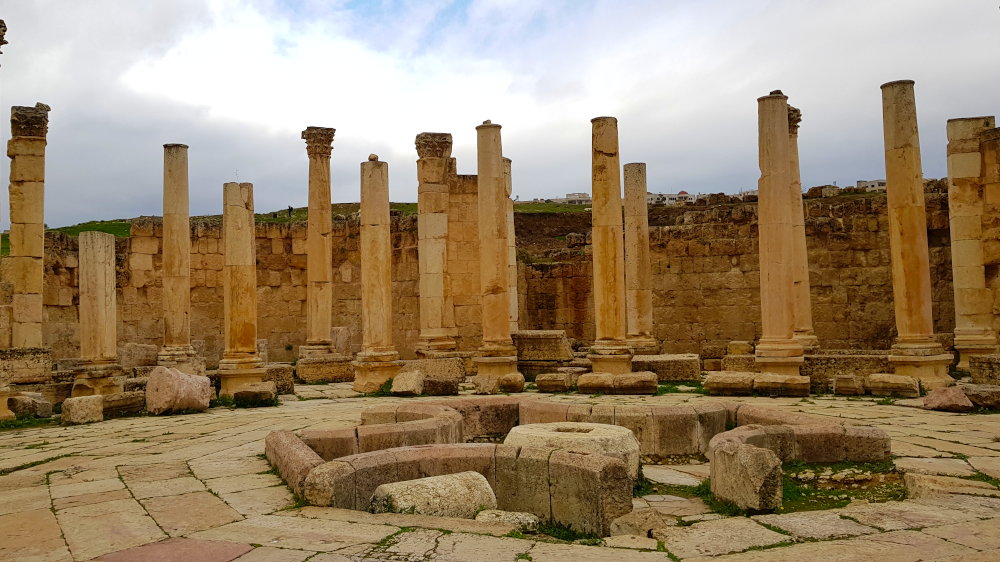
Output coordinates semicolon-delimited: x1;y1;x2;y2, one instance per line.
564;192;592;205
648;191;694;205
857;179;887;192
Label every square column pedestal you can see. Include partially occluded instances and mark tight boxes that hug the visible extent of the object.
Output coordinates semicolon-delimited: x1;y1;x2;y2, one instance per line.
298;345;353;384
217;355;268;398
890;344;954;391
351;351;402;394
157;346;206;376
587;343;633;375
71;362;125;397
472;355;523;394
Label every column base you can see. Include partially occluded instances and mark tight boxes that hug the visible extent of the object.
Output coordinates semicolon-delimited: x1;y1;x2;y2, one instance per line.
71;362;125;397
157;345;206;376
890;353;955;391
416;334;458;354
472;355;523;394
626;335;661;356
754;356;805;377
217;367;269;398
297;354;354;383
351;354;403;393
0;386;13;420
415;350;476;375
755;338;805;376
953;331;998;370
588;340;633;375
793;332;821;354
299;343;335;358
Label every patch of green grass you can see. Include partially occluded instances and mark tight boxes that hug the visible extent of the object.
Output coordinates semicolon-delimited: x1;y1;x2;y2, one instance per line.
515;554;533;561
633;466;656;497
51;220;133;238
505;530;528;540
513;202;591;213
279;494;309;511
372;527;416;549
874;397;896;405
233;394;280;408
210;395;235;408
23;441;50;449
0;415;59;432
782;458;897;475
690;480;746;516
364;378;394;398
525;383;537;391
960;471;1000;488
536;521;600;543
656;382;707;395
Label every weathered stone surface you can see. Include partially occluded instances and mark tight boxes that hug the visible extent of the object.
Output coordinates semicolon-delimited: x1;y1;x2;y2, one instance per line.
968;456;1000;479
752;510;877;540
400;358;464;395
512;330;573;361
709;441;782;511
233;381;277;405
535;371;579;393
102;391;146;418
960;383;1000;409
577;373;615;394
548;448;632;536
505;422;641;479
728;341;754;355
652;517;789;558
498;372;525;393
120;343;158;370
894;457;975;477
145;366;211;415
609;508;673;536
832;374;865;395
613;371;657;394
474;509;539;532
704;372;755;395
7;392;52;418
98;537;252;562
752;373;810;397
370;471;497;519
642;465;703;486
61;395;104;424
903;473;1000;499
265;431;325;497
296;356;354;383
923;386;975;412
391;370;424;396
969;354;1000;385
631;354;701;382
865;373;920;397
264;363;295;394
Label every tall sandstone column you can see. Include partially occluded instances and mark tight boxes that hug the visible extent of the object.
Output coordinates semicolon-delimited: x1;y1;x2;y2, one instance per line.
296;127;353;383
352;155;403;393
754;92;804;376
218;182;268;396
983;127;1000;344
415;132;458;353
504;157;519;333
880;80;953;389
158;143;204;374
947;116;998;368
301;126;336;355
473;121;523;393
589;117;632;374
1;103;54;415
787;106;818;350
72;231;124;396
624;162;658;354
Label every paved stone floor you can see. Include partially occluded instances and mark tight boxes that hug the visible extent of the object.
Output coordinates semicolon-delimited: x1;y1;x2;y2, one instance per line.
2;387;999;561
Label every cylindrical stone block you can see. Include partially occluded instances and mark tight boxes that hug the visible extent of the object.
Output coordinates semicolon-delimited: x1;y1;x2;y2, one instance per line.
359;156;394;353
624;162;654;344
162;143;191;348
222;182;259;358
476;121;513;351
881;80;936;344
78;231;117;362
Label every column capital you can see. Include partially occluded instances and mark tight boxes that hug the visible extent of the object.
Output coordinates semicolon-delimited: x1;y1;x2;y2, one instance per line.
415;132;453;159
788;105;802;135
11;103;50;138
302;126;335;157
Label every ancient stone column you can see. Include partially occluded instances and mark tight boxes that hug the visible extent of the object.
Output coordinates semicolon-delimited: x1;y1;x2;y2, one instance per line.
7;103;49;349
624;162;658;355
72;231;124;396
505;157;519;334
218;182;267;396
352;155;403;393
880;80;953;389
301;126;336;356
589;117;633;374
157;143;204;374
983;127;1000;342
754;92;804;376
414;132;458;354
947;117;998;368
787;106;818;351
473;121;523;393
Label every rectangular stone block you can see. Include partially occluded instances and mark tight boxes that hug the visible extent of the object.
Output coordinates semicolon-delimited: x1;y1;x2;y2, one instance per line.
548;450;632;536
495;445;553;520
631;354;701;381
865;373;920;397
752;374;810;397
704;372;754;395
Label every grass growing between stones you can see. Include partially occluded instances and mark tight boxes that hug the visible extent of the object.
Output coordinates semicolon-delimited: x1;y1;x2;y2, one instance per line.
656;382;707;395
0;453;74;476
777;459;905;513
0;414;59;432
364;378;394;398
535;521;601;544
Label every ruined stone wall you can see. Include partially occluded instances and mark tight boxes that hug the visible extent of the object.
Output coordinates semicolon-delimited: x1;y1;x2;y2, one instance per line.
519;192;957;356
22;215;420;365
447;174;483;350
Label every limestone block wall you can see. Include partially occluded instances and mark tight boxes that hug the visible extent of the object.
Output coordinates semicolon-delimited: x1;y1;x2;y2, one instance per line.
520;193;956;357
447;174;483;349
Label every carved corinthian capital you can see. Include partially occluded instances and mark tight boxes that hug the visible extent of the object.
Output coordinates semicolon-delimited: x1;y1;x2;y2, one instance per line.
788;105;802;135
11;103;50;138
415;132;453;159
302;126;335;158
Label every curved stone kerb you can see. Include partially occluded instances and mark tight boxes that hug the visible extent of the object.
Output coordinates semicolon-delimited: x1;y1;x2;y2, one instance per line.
707;423;890;464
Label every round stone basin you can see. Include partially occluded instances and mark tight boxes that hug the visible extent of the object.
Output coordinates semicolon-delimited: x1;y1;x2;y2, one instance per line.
503;422;641;479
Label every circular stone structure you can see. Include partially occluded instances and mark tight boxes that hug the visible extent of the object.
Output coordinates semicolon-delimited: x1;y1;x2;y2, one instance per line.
503;422;641;479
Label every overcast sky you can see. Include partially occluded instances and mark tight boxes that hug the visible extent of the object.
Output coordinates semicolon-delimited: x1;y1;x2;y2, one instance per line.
1;0;998;228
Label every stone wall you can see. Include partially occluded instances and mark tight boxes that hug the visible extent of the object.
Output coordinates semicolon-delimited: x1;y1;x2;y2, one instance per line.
2;190;971;364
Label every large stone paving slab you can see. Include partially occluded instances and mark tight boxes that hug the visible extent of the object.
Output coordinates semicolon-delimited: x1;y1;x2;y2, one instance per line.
232;546;315;561
924;518;1000;551
894;457;975;476
141;491;244;535
0;508;72;562
188;514;399;552
695;530;977;561
56;498;166;560
968;456;1000;479
751;511;878;540
836;500;977;531
653;517;790;558
98;537;253;562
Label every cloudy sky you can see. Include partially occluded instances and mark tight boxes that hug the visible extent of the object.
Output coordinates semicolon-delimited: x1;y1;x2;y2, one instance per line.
1;0;998;228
